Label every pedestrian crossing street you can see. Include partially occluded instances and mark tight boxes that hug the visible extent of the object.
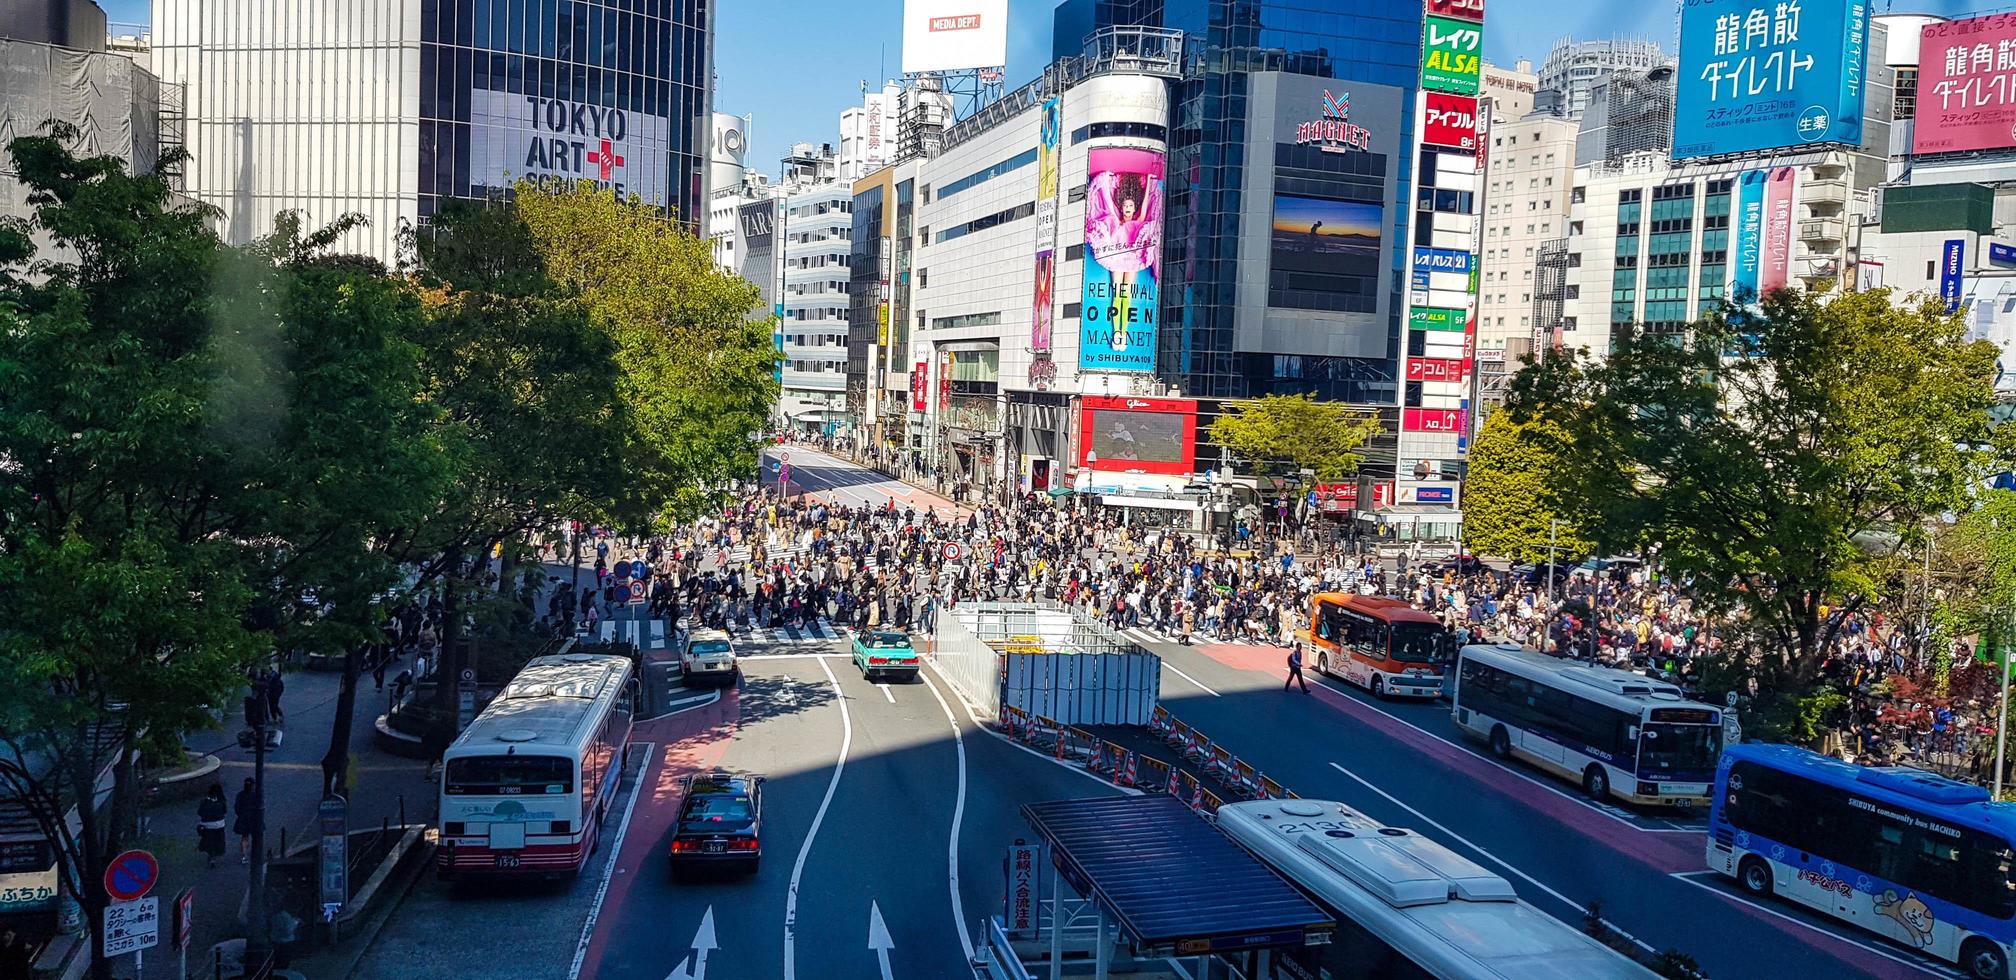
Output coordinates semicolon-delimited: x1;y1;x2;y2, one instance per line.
722;544;879;572
595;614;845;650
1116;625;1183;647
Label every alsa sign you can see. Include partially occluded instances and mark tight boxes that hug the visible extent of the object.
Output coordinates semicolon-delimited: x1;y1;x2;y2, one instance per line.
1294;89;1373;153
1422;92;1480;150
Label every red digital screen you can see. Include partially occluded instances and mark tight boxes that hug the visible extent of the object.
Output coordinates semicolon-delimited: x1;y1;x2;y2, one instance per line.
1076;395;1197;477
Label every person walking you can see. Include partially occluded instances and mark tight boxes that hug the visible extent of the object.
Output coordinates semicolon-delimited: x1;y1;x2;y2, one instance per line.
264;670;286;724
1284;642;1311;694
232;777;262;865
196;783;229;869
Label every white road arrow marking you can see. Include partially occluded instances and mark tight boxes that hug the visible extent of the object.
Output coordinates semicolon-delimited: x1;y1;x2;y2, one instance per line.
663;907;717;980
867;900;895;980
876;683;895;703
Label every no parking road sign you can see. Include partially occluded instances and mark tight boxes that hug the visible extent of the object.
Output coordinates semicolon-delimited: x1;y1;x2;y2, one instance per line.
627;579;647;604
103;849;157;902
943;542;963;561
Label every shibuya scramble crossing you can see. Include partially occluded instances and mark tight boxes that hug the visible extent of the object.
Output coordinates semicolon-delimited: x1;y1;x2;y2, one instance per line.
10;0;2016;978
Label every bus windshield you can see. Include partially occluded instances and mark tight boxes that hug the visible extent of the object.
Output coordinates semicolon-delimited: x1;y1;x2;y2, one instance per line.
1388;622;1445;665
1637;723;1722;777
444;755;573;795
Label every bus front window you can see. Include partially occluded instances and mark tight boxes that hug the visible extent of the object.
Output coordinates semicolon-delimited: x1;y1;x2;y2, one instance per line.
1638;724;1723;778
1389;623;1445;665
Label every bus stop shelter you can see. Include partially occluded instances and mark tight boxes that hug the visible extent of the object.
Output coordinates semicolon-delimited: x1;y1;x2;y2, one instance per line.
1013;795;1334;978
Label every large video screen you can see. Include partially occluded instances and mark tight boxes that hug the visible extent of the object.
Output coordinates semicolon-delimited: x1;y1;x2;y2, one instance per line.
1086;409;1185;466
1270;194;1383;313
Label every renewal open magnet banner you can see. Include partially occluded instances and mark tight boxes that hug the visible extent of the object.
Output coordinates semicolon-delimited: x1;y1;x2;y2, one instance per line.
1079;147;1163;373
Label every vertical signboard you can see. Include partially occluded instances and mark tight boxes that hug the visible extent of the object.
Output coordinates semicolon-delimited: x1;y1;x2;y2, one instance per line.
1421;92;1481;149
1942;240;1967;313
1733;170;1766;300
1005;843;1042;937
938;350;954;409
911;360;928;411
1421;15;1483;94
1760;167;1796;295
1029;97;1062;387
1673;0;1870;159
1913;15;2016;155
1079;147;1163;373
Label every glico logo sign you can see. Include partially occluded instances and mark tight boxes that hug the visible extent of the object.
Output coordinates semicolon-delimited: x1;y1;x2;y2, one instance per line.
1294;88;1372;153
1123;399;1153;409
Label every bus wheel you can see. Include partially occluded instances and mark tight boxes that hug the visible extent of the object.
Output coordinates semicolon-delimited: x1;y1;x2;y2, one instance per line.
1581;765;1610;800
1488;726;1511;759
1317;652;1329;675
1736;856;1773;898
1964;938;2009;980
1370;676;1386;698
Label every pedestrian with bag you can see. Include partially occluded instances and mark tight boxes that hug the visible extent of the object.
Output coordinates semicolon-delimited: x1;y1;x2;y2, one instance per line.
196;783;228;869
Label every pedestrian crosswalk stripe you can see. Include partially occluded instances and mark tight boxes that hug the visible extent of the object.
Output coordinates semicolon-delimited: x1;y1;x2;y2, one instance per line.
597;619;675;649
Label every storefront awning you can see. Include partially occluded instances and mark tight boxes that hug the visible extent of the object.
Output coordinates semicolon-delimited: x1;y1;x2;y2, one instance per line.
1357;504;1463;524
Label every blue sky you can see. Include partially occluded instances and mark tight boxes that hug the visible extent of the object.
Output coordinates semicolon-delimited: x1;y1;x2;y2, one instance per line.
102;0;2003;173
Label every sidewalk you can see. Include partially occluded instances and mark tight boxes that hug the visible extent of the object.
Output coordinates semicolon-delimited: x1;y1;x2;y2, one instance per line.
136;666;434;979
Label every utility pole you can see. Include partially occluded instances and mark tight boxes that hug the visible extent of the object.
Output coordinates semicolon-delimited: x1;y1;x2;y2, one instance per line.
1546;519;1560;599
1999;606;2013;800
1918;537;1933;670
245;682;272;968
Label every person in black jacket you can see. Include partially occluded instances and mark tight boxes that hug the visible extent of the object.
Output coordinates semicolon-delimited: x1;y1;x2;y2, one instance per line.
196;783;229;868
233;777;262;866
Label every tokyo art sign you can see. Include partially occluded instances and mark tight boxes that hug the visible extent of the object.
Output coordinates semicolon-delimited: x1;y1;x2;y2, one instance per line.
1673;0;1869;159
1914;14;2016;154
470;89;673;206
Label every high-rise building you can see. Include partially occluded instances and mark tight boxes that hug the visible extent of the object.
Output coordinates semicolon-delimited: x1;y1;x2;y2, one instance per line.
1475;90;1576;389
153;0;713;265
838;83;901;180
1575;65;1676;167
1534;37;1666;120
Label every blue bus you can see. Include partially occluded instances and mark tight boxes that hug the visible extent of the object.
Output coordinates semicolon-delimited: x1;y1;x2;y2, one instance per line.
1707;743;2016;979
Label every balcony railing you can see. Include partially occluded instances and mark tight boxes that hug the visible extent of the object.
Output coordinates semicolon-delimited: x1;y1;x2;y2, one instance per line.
940;26;1188;153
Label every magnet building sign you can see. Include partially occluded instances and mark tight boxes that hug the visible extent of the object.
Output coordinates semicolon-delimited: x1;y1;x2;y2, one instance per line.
1673;0;1870;159
1294;90;1374;153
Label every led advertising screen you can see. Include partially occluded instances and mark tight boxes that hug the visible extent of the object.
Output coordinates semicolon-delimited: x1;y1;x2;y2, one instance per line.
1270;194;1384;292
1029;96;1062;388
1914;14;2016;155
1673;0;1869;159
1076;396;1197;476
1079;147;1164;373
900;0;1009;73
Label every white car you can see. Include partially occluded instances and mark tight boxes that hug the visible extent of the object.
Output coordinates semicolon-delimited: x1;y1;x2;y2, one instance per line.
681;628;739;687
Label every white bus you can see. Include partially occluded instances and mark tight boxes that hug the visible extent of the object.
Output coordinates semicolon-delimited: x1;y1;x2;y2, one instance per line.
1449;644;1723;807
438;652;639;879
1216;798;1656;979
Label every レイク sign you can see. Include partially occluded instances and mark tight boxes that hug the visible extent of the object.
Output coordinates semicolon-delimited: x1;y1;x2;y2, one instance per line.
1294;89;1373;153
1422;15;1483;95
1421;92;1480;149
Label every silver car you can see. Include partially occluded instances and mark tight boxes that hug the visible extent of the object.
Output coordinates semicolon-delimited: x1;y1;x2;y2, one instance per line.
681;629;739;687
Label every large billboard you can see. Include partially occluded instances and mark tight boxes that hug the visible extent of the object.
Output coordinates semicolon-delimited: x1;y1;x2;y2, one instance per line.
1270;195;1384;295
1673;0;1870;159
1422;15;1483;95
1914;14;2016;155
1076;396;1197;476
1421;92;1481;150
1079;146;1163;373
470;89;674;206
1029;97;1062;388
901;0;1009;73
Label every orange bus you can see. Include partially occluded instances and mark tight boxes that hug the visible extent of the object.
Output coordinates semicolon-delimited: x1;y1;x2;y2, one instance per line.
1307;593;1450;699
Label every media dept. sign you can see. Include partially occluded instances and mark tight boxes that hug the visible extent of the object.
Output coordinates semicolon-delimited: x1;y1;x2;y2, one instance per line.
470;90;672;205
1673;0;1870;159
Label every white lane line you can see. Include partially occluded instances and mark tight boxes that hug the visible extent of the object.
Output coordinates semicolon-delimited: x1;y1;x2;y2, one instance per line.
784;657;853;980
1327;760;1658;957
738;653;847;661
636;689;720;724
925;662;1142;796
877;683;895;704
1668;872;1959;978
918;671;978;966
1231;649;1696;835
1161;661;1221;697
567;741;655;980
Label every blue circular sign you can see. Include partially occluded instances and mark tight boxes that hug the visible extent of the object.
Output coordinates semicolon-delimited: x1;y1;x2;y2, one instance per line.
1795;105;1831;143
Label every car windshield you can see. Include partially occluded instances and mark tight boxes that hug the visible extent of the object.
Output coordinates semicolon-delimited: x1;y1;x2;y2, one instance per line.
1389;622;1445;664
867;633;909;649
690;639;731;656
681;795;753;830
1637;723;1723;776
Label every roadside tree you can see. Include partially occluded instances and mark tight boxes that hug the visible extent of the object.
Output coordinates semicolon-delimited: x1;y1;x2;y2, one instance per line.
1461;406;1594;564
1207;393;1383;485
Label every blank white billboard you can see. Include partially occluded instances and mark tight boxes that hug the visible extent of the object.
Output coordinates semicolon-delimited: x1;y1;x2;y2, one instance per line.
901;0;1008;73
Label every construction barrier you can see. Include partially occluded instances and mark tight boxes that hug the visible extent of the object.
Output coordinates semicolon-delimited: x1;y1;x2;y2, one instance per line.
1148;704;1174;737
1027;715;1062;752
1259;775;1286;800
1181;727;1209;764
1059;726;1098;764
1233;760;1262;799
1173;769;1201;807
1199;787;1225;815
1135;756;1173;793
1117;749;1139;788
1205;744;1236;783
1166;717;1191;750
998;705;1030;740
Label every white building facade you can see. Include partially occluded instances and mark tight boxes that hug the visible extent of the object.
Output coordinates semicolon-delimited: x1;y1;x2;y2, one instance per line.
838;83;901;181
776;182;853;427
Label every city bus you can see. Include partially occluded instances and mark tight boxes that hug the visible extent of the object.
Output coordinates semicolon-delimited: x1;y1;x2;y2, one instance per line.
1449;643;1723;807
1217;797;1657;979
438;652;639;879
1708;743;2016;979
1306;592;1449;698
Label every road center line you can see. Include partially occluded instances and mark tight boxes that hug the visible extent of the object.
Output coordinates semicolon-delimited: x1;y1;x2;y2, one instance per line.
1667;872;1956;978
1162;661;1221;697
877;683;895;704
1327;760;1658;957
920;670;978;965
568;740;654;980
784;657;853;980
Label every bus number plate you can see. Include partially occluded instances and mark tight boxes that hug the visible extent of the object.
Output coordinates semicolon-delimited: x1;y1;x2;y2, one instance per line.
495;853;521;869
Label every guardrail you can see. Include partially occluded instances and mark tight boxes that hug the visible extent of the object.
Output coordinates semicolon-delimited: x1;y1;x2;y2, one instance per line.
991;701;1297;818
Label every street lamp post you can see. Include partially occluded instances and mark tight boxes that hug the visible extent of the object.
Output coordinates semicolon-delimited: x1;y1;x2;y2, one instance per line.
1546;519;1560;600
1999;607;2014;800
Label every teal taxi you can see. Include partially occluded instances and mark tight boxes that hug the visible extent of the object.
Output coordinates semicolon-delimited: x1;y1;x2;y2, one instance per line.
851;630;919;682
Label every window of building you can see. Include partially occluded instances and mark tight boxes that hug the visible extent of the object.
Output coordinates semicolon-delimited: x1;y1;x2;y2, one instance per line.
1062;302;1081;319
919;268;928;288
930;311;1003;330
937;148;1038;201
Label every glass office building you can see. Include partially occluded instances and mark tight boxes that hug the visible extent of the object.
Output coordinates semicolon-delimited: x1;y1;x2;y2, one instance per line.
1053;0;1426;406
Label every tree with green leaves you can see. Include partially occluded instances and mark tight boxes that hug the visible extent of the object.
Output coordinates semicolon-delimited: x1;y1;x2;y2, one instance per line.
1506;288;2006;738
1207;393;1383;485
1462;406;1595;564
